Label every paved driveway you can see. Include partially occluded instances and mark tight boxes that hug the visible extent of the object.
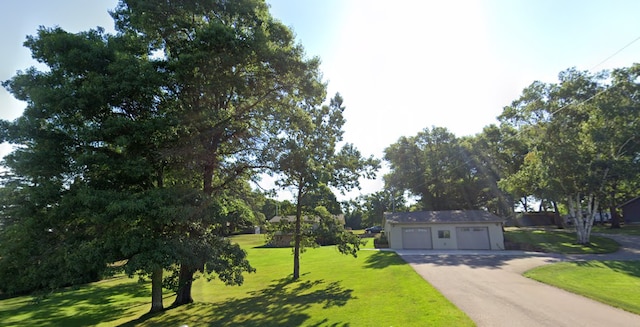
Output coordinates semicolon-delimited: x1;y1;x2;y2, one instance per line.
397;234;640;327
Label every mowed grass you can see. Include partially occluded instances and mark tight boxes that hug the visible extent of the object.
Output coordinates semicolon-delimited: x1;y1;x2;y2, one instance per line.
591;224;640;236
504;228;619;254
0;234;473;326
525;261;640;314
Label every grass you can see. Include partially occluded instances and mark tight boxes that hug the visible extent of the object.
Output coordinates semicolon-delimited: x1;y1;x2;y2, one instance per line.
0;234;473;326
591;224;640;236
524;261;640;314
504;228;619;254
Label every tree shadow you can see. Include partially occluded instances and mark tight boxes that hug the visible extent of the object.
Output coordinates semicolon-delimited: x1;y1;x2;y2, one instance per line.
0;280;151;327
122;277;355;326
363;251;407;269
401;254;558;270
574;260;640;278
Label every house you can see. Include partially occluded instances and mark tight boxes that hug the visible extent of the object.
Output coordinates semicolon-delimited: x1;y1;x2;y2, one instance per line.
268;214;345;226
384;210;505;250
619;196;640;224
268;214;345;246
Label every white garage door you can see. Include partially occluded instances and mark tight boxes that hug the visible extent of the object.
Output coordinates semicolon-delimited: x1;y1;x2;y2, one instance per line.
456;227;490;250
402;228;432;249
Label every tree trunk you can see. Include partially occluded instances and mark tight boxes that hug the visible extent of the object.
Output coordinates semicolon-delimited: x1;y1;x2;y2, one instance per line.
610;205;621;228
610;182;621;228
204;163;214;195
293;182;304;280
150;167;165;313
172;264;194;307
571;193;598;245
293;218;301;280
149;266;164;313
552;201;563;229
172;162;213;305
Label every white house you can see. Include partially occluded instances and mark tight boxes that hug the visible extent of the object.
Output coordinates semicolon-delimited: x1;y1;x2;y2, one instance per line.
384;210;505;250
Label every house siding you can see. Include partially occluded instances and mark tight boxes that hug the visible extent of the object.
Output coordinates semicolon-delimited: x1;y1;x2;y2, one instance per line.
621;197;640;223
386;222;504;250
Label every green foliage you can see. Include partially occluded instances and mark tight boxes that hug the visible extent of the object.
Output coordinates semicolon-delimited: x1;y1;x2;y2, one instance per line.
342;202;364;229
300;184;342;215
384;126;504;212
264;206;362;258
373;233;389;248
499;65;640;242
0;183;108;295
264;218;317;250
263;93;379;279
360;191;406;227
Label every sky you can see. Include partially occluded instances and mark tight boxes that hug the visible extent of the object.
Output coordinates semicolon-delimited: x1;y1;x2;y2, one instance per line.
2;0;640;200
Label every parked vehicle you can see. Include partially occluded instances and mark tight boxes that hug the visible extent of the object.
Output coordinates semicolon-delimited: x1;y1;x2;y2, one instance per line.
365;226;383;234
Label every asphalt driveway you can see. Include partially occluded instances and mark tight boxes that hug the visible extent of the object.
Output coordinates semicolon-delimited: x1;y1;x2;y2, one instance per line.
397;234;640;327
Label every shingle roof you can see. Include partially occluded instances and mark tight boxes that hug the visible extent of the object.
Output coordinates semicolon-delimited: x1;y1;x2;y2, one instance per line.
269;214;345;224
618;196;640;208
269;215;318;223
384;210;505;224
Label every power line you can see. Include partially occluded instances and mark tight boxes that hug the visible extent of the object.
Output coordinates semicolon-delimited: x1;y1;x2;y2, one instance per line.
590;35;640;72
387;34;640;200
544;34;640;116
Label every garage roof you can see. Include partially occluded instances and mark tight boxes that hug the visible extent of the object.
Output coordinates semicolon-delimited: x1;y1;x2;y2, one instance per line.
269;214;346;225
385;210;504;224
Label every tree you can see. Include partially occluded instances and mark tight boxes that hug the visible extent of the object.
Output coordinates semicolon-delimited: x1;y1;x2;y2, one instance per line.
356;191;406;228
0;26;166;298
264;93;379;280
342;199;364;229
300;183;343;215
0;5;266;310
468;124;528;216
498;66;640;243
111;0;324;305
384;126;489;212
590;64;640;228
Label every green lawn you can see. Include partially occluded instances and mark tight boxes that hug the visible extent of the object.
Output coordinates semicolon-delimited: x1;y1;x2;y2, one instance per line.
0;234;473;326
591;224;640;236
504;228;619;254
525;261;640;315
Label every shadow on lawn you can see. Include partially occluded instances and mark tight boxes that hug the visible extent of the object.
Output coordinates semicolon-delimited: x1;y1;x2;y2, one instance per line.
574;260;640;277
121;277;354;327
0;279;150;327
363;251;407;269
402;254;558;270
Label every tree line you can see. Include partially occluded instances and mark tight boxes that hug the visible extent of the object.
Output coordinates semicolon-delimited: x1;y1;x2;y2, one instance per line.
0;0;376;312
380;66;640;245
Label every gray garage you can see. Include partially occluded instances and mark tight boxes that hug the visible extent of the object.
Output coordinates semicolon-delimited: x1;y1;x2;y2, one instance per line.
384;210;505;251
402;227;433;249
456;227;491;250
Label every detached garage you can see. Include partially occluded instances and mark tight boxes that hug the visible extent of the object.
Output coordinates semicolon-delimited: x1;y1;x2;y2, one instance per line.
384;210;505;250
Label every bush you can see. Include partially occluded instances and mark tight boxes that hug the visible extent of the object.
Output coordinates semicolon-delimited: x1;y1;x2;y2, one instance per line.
373;233;389;248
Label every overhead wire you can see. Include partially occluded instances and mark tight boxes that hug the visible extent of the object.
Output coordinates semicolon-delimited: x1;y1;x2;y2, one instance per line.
550;34;640;116
386;33;640;199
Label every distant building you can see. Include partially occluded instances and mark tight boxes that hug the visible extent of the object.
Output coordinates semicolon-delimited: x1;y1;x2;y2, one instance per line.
384;210;505;250
267;214;345;247
619;196;640;224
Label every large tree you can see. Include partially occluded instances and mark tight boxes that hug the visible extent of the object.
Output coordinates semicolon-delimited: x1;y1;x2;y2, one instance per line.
590;64;640;228
384;126;489;211
499;66;640;243
111;0;325;305
264;93;379;280
0;26;168;299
